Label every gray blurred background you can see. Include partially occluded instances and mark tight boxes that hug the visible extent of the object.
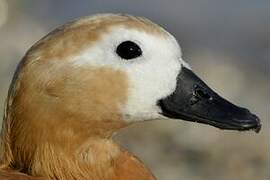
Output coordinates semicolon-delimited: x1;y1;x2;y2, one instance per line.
0;0;269;179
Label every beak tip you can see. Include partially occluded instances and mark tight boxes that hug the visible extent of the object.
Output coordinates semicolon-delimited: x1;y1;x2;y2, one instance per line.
255;124;262;133
253;115;262;133
240;113;261;133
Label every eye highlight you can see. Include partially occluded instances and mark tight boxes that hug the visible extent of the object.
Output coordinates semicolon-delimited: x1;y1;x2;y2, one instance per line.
116;41;142;60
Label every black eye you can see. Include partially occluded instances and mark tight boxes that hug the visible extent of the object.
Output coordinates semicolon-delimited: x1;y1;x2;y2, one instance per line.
116;41;142;60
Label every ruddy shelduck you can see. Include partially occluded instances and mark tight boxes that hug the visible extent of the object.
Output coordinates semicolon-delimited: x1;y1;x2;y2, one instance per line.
0;14;261;180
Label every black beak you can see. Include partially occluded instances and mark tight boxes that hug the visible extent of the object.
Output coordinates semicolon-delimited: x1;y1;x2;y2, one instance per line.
158;67;261;133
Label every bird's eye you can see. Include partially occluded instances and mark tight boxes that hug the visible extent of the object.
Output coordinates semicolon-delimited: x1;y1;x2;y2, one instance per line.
116;41;142;60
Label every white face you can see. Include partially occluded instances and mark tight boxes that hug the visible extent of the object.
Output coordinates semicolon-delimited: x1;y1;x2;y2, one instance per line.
71;26;190;122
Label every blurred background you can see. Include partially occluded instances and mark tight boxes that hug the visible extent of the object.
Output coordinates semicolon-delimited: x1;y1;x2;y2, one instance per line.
0;0;269;179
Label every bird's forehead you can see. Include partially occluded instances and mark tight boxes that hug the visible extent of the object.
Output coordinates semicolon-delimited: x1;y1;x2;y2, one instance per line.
26;14;168;62
70;14;167;36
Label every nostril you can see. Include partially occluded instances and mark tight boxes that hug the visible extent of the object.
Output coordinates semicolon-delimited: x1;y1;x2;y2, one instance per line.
193;86;211;100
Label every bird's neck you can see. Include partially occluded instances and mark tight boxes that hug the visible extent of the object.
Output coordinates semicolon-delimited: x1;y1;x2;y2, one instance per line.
29;138;121;180
20;139;156;180
1;119;155;180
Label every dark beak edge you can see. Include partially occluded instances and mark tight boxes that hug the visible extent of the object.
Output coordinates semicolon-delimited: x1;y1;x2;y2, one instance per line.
158;67;261;133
